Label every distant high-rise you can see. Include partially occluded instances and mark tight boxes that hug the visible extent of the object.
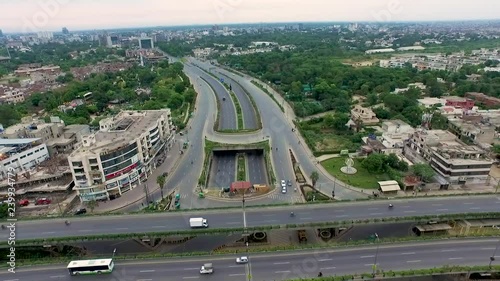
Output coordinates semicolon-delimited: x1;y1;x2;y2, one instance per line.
37;31;54;40
106;35;120;48
62;27;69;34
0;29;3;37
139;38;154;49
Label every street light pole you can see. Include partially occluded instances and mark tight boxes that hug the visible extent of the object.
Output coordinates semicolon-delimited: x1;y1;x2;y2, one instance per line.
372;233;380;277
112;248;117;260
489;239;500;268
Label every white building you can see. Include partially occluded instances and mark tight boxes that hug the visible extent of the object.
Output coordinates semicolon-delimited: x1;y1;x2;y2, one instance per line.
379;120;415;154
37;31;54;40
0;138;50;180
366;48;395;54
68;109;174;202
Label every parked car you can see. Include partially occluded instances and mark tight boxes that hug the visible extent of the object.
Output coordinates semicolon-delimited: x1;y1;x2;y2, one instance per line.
35;198;51;205
236;256;249;264
282;186;287;194
74;208;87;215
287;180;292;186
19;199;29;206
280;180;286;187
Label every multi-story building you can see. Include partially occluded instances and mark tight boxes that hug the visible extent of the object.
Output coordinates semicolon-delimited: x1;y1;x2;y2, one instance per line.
379;120;415;154
350;105;379;125
0;87;25;104
1;117;65;142
444;96;475;110
466;92;500;108
407;130;493;184
68;109;174;202
0;138;50;180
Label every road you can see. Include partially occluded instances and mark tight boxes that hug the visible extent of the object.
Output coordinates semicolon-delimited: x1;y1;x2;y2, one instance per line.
247;151;267;185
216;71;259;130
188;58;366;201
4;195;500;240
2;238;499;281
208;152;236;188
185;64;237;130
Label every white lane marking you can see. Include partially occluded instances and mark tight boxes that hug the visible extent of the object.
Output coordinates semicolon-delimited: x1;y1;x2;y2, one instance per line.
152;225;166;228
368;208;379;210
401;252;416;255
182;277;199;279
229;274;246;276
228;265;242;268
41;232;55;234
407;260;421;263
318;258;333;262
275;271;291;273
369;213;383;215
140;270;155;273
50;276;65;278
137;279;153;281
470;207;481;210
481;247;496;250
449;257;463;260
274;262;290;265
225;222;240;225
264;220;278;223
4;279;19;281
464;202;474;205
78;229;92;232
262;214;275;217
336;215;348;218
432;204;443;206
404;211;416;213
436;209;449;211
116;228;129;230
364;263;374;266
184;267;199;270
360;255;375;258
441;249;456;252
300;217;313;220
320;267;336;270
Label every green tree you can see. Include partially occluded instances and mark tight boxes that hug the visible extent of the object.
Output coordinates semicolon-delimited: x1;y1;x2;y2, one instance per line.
362;153;387;173
157;175;166;199
85;200;99;213
411;163;435;182
310;171;319;187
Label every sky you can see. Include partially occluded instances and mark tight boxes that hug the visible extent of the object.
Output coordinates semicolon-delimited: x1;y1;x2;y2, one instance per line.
1;0;500;33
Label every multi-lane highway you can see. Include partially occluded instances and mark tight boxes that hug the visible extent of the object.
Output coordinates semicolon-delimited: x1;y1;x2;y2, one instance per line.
4;196;499;240
247;150;267;185
208;152;236;188
2;239;499;280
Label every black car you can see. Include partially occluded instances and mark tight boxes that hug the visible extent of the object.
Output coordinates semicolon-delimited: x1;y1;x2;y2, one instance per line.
74;208;87;215
287;180;292;186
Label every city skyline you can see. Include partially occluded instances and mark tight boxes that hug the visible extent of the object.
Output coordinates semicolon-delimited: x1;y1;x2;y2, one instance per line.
1;0;500;33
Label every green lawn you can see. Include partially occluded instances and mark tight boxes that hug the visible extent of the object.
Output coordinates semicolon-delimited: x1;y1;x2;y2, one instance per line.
321;157;391;189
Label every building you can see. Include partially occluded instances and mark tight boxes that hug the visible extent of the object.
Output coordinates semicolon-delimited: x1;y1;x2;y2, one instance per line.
45;123;90;157
0;138;50;180
106;35;120;48
0;87;25;104
379;120;415;154
37;31;53;40
417;97;446;108
1;117;65;142
407;130;493;184
447;116;498;147
14;64;61;82
444;96;475;110
466;92;500;108
68;109;174;202
365;48;395;54
350;105;379;125
62;27;69;34
139;38;154;49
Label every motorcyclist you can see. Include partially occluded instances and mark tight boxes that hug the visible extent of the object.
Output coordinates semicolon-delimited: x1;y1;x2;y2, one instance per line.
65;220;70;225
318;272;323;277
389;204;393;208
290;211;294;217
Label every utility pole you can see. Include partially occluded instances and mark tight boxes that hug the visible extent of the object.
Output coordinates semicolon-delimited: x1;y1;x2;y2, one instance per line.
372;233;380;277
489;239;500;268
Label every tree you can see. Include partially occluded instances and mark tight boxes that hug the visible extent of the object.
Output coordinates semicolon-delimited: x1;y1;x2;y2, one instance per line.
157;175;166;199
362;153;387;173
86;200;99;213
310;171;319;187
411;163;435;182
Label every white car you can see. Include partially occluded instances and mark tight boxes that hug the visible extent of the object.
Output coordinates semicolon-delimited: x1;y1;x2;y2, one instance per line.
282;186;287;194
280;180;286;187
236;256;249;264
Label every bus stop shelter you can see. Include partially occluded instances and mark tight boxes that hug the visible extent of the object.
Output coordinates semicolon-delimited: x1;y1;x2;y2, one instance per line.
378;180;401;195
412;224;452;236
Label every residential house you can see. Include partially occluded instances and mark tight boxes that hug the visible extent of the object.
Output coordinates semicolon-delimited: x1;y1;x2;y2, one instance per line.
350;105;379;126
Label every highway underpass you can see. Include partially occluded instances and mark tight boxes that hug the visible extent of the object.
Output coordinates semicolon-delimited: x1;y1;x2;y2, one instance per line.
1;238;499;281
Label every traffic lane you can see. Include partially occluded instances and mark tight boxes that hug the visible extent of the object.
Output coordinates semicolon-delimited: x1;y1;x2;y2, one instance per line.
217;72;258;129
209;154;236;188
247;153;267;185
249;240;498;280
7;196;500;240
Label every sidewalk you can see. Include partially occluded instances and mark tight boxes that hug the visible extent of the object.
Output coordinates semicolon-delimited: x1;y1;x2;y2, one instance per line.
93;135;185;213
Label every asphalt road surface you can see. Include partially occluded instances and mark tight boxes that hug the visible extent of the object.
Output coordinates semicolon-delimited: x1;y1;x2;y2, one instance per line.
208;152;236;188
5;195;500;240
216;71;259;130
247;151;267;185
186;65;237;130
2;238;499;281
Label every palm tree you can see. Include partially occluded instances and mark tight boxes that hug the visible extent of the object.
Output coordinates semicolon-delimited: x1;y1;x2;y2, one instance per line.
310;171;319;187
157;175;166;199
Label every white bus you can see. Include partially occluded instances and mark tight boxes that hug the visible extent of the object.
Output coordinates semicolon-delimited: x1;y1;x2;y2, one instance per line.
67;258;114;275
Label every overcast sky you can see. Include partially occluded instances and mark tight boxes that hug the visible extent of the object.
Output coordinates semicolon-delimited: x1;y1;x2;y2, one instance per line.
2;0;500;33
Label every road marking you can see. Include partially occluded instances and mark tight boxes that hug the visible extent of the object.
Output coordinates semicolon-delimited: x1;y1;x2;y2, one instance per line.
4;279;19;281
184;267;199;270
464;202;474;205
140;270;155;273
78;229;92;232
318;258;333;262
116;228;129;230
152;225;166;228
368;208;379;210
182;277;199;279
262;214;275;217
225;222;240;225
264;220;278;223
50;276;65;278
481;247;496;250
404;210;416;213
436;209;449;211
41;232;55;234
228;265;241;267
274;262;290;265
364;263;374;266
275;271;291;273
360;255;375;258
320;266;336;270
137;279;153;281
441;249;456;252
432;204;443;206
449;257;463;260
229;274;246;276
300;217;313;220
369;213;383;215
406;260;421;263
401;252;416;255
469;207;481;210
401;205;411;208
335;215;348;218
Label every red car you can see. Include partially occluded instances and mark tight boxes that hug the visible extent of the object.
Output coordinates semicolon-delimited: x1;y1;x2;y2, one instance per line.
35;198;51;205
19;199;29;206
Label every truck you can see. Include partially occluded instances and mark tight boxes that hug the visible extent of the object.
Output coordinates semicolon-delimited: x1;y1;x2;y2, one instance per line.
200;263;213;274
189;217;208;228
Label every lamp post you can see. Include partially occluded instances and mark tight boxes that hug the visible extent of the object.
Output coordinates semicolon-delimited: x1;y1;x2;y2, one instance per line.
372;233;380;277
112;248;117;260
489;239;500;268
